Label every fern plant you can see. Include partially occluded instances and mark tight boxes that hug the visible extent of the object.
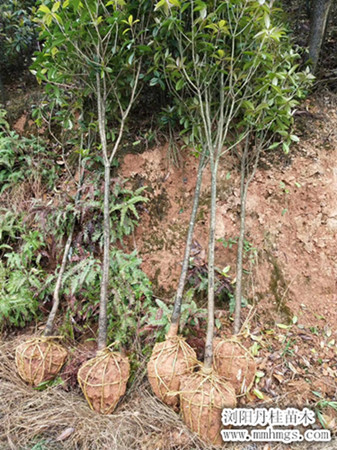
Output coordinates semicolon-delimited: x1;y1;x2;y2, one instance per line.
59;249;153;353
82;181;149;246
0;224;50;328
0;261;42;328
0;110;58;194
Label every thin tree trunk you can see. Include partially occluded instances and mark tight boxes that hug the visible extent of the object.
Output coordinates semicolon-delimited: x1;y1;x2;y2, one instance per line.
233;148;248;335
168;152;206;337
98;161;111;351
204;159;217;369
44;169;84;337
44;229;74;336
233;138;260;334
96;67;110;351
308;0;333;72
233;188;248;335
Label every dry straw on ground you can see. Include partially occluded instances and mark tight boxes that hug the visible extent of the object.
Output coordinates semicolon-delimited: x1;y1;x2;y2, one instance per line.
0;336;206;450
147;335;197;410
15;336;67;386
1;336;335;450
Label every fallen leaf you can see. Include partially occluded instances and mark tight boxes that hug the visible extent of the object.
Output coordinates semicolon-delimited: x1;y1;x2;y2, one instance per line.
253;388;264;400
288;362;298;374
273;373;284;383
276;323;292;329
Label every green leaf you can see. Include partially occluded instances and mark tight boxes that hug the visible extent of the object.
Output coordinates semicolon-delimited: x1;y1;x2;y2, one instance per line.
39;4;51;14
276;323;291;329
175;78;184;91
253;388;264;400
282;142;290;153
52;2;61;13
290;134;300;142
268;142;280;150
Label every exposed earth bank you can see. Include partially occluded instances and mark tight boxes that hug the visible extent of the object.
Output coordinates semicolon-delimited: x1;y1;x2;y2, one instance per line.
121;91;337;333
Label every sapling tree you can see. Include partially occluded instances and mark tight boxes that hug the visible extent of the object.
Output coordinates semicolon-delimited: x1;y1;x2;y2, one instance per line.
33;0;152;352
15;149;85;386
151;0;313;442
232;43;314;334
147;149;206;409
25;0;153;412
148;23;210;409
154;0;288;366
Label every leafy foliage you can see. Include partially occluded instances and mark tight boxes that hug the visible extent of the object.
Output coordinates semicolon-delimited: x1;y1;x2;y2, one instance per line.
186;258;238;312
0;181;154;342
152;0;313;153
0;212;50;328
60;249;153;352
34;177;149;250
0;0;38;73
147;293;206;342
0;109;58;194
30;0;154;149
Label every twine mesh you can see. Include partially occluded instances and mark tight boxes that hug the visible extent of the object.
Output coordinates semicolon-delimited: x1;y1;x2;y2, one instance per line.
15;336;67;386
213;337;256;396
179;368;236;446
147;335;197;409
77;349;130;415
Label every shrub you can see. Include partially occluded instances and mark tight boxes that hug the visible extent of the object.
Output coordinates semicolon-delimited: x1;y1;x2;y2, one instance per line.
0;0;38;74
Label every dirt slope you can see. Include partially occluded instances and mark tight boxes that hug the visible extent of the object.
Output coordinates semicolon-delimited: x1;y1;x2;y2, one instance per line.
121;91;337;332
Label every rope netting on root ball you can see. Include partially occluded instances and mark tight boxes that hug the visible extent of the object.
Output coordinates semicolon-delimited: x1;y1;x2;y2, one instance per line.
15;336;68;387
179;367;237;447
147;332;197;410
77;348;130;415
213;337;256;396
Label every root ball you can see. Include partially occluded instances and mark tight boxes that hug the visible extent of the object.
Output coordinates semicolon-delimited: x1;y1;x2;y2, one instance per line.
78;349;130;415
213;338;256;395
147;336;197;409
180;368;236;446
15;337;67;386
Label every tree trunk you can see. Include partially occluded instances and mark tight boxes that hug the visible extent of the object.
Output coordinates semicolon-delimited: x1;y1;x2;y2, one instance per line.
204;159;217;369
233;137;260;335
97;162;111;351
168;152;206;337
96;67;110;351
233;170;249;335
44;228;74;336
308;0;333;72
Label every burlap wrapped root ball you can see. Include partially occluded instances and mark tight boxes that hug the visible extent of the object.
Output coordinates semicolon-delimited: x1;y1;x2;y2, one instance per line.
213;338;256;395
180;368;237;446
15;337;68;386
78;349;130;415
147;336;197;410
